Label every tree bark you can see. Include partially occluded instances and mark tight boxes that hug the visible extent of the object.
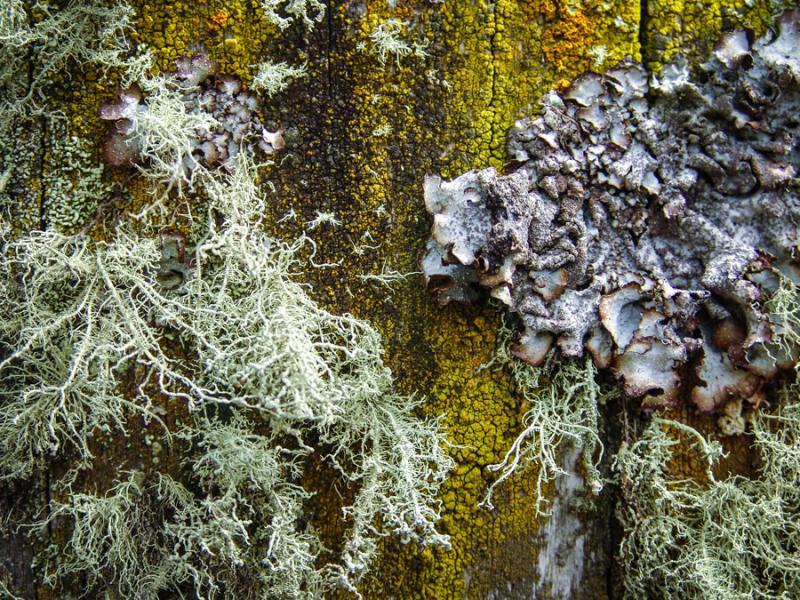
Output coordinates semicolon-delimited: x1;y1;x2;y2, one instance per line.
0;0;789;598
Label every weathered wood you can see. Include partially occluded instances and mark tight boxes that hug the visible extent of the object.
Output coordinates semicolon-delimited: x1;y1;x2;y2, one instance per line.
0;0;791;598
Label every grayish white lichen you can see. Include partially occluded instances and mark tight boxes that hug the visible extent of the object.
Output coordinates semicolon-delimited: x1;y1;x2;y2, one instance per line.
100;55;284;192
1;153;453;596
422;11;800;412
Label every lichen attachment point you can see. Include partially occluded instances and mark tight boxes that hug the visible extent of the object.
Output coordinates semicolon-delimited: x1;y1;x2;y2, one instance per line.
100;55;284;193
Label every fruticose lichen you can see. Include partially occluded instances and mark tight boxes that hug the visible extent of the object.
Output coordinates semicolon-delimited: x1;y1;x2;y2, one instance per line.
0;0;150;231
0;0;149;127
0;154;453;596
250;60;307;97
259;0;326;31
0;2;453;595
422;11;800;413
100;55;284;193
479;323;610;513
615;400;800;598
358;18;429;67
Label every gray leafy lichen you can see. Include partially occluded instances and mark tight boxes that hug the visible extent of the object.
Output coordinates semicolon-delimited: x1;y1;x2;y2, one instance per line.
100;54;284;190
422;11;800;412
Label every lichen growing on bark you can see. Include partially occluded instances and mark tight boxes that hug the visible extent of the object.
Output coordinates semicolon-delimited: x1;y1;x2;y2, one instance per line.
1;154;453;597
479;323;609;514
0;2;453;596
422;11;800;413
614;399;800;598
100;55;284;194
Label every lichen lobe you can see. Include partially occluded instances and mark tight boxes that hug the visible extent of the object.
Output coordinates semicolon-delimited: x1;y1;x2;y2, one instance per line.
100;54;284;179
422;11;800;412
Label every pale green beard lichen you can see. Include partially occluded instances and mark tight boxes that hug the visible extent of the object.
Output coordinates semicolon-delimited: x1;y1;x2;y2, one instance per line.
0;4;452;594
123;76;220;199
358;18;429;68
39;415;331;599
259;0;326;31
1;153;452;596
764;271;800;359
250;60;307;98
0;0;150;127
480;323;610;514
614;404;800;599
0;0;152;232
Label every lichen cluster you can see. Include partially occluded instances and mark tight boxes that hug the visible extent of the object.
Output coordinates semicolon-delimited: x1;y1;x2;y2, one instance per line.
479;323;610;513
0;2;453;597
2;0;796;597
615;399;800;599
101;55;284;192
0;154;453;598
0;0;149;127
0;0;148;232
422;12;800;413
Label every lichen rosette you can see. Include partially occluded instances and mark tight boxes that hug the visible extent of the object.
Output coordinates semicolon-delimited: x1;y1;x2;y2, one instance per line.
422;11;800;412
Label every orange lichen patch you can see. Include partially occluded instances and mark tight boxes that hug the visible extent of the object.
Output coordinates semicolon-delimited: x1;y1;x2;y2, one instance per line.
541;7;596;73
209;9;229;28
438;0;639;172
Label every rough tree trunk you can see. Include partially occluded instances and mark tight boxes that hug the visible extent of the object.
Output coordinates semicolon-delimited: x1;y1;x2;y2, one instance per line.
0;0;791;598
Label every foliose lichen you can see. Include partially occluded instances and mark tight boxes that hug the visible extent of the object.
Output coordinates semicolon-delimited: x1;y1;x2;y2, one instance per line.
100;54;285;195
422;11;800;413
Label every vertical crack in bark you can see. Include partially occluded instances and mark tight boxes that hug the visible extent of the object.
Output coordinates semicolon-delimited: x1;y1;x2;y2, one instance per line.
639;0;650;66
488;4;498;110
487;2;500;160
325;0;333;100
324;0;334;238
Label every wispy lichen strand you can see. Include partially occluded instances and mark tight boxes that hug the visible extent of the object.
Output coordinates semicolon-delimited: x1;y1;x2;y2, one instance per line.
1;153;452;595
615;406;800;599
480;324;608;514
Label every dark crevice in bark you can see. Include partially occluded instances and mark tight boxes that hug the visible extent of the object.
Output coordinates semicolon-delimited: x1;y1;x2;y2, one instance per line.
325;0;334;224
326;0;333;100
488;5;498;115
639;0;650;67
603;392;628;600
